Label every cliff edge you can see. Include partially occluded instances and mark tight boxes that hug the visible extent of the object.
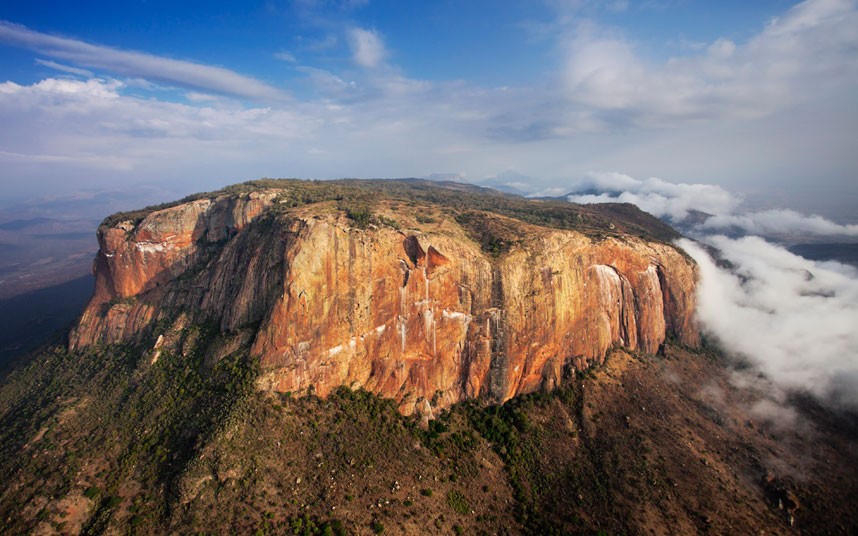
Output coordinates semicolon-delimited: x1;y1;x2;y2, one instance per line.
70;179;699;414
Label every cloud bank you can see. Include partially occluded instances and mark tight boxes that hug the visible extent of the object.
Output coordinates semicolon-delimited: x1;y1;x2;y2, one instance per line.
567;172;858;238
568;170;858;410
566;172;740;220
680;236;858;409
702;211;858;238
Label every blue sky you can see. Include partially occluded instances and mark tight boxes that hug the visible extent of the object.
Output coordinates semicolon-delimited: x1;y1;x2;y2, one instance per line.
0;1;791;92
0;0;856;221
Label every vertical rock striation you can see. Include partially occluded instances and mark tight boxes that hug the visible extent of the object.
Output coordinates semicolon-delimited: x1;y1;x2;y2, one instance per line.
70;189;699;415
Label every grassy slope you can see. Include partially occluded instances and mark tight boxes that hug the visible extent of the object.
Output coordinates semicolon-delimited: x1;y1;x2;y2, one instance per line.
1;329;856;535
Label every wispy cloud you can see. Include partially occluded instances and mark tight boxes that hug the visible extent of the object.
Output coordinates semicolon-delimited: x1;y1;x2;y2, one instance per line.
0;73;519;195
0;21;287;101
0;77;311;189
184;91;221;103
34;58;92;77
702;210;858;238
273;50;297;62
347;27;386;68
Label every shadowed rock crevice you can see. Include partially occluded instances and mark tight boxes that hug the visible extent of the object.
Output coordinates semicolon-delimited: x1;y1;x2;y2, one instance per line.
403;235;425;267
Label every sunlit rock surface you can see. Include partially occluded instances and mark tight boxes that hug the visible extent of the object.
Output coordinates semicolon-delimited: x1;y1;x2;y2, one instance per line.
71;189;699;415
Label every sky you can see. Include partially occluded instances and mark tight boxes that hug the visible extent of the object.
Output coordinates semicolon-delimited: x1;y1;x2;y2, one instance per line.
0;0;856;221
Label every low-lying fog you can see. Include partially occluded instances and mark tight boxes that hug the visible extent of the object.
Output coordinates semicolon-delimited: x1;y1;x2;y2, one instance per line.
567;172;858;411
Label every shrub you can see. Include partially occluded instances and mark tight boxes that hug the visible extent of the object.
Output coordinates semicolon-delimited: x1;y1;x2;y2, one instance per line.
447;491;471;515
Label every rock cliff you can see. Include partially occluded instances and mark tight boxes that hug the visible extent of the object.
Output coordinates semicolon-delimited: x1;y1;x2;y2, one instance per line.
70;180;699;415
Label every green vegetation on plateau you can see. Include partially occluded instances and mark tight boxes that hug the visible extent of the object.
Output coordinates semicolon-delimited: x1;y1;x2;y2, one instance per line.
101;178;679;245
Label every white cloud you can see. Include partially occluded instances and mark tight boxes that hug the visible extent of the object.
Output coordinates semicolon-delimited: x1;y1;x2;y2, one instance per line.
567;172;858;238
0;74;513;196
566;172;739;220
0;77;311;184
0;77;123;99
184;92;220;103
295;66;357;97
680;236;858;409
347;27;386;68
703;210;858;237
0;21;286;101
561;0;858;126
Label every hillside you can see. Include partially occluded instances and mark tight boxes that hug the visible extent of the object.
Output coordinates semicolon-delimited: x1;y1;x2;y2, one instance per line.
0;179;855;535
3;340;857;535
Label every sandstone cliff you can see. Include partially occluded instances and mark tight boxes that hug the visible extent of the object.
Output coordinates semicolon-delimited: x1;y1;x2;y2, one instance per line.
70;181;699;415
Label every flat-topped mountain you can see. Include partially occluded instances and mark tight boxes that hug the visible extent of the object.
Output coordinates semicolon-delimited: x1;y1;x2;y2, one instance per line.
70;179;698;415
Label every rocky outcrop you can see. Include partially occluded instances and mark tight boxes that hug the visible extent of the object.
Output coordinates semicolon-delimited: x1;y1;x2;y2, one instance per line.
72;191;281;347
70;190;699;415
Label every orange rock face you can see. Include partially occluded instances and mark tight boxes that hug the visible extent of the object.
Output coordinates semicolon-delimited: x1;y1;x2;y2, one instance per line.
71;195;699;415
71;192;279;347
